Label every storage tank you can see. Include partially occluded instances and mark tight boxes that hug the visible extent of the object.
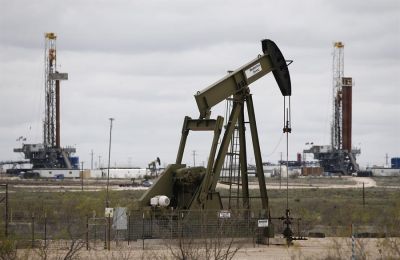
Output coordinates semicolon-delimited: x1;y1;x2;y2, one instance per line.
391;157;400;169
150;195;170;207
150;196;159;207
69;157;79;169
158;196;170;207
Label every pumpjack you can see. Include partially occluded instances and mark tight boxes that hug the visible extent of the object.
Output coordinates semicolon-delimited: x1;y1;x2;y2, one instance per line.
139;40;291;219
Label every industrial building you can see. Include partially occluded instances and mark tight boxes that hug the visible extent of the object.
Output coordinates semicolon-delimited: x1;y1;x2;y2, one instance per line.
90;168;150;179
368;157;400;177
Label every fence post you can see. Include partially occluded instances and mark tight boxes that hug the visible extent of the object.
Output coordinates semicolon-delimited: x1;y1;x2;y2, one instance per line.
170;208;173;239
127;212;130;245
142;212;145;250
150;209;153;237
351;223;355;260
201;208;203;240
31;213;35;248
247;210;250;238
178;211;181;240
94;219;97;248
86;215;89;250
108;216;111;251
5;184;8;238
44;212;47;247
104;218;107;249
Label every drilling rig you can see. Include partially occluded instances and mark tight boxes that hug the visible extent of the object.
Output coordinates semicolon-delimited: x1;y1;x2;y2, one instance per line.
304;42;360;175
13;33;79;174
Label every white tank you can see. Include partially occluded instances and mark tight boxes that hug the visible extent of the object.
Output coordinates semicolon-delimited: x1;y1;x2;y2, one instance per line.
150;196;159;207
150;195;170;207
158;195;170;207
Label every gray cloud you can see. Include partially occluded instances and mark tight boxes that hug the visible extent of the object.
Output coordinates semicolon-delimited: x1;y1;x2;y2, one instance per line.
0;0;399;168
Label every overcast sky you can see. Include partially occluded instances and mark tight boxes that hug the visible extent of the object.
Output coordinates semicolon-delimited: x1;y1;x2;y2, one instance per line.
0;0;399;169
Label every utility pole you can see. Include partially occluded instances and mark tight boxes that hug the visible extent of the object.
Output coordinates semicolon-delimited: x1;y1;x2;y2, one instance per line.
279;152;282;190
98;155;102;170
105;118;114;252
106;118;114;208
192;150;197;167
91;150;94;170
385;153;389;167
81;161;84;191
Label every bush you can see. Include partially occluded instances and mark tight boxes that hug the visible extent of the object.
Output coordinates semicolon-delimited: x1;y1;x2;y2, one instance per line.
0;239;16;260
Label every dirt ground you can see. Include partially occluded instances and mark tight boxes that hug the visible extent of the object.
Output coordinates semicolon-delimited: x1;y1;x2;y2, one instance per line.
16;237;398;259
219;176;379;190
6;176;399;259
3;176;383;193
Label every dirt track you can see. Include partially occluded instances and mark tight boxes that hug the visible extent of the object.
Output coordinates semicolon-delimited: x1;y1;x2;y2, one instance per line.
217;176;379;190
3;176;399;193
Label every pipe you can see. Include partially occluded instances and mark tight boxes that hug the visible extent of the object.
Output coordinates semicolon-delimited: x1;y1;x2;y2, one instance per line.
56;80;60;148
342;78;352;152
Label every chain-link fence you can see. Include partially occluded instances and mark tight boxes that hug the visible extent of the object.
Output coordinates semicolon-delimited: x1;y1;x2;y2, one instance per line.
0;207;395;256
0;207;304;251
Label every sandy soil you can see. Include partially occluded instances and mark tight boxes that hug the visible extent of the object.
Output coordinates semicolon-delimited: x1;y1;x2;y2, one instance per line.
17;237;395;259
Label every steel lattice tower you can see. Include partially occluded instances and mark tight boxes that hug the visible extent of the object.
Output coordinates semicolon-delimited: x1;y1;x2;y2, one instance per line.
304;41;359;174
13;33;75;170
44;33;57;148
331;42;344;150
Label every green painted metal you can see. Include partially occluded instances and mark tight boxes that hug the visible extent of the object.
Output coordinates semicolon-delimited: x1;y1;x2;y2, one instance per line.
139;164;185;208
210;99;243;191
139;39;291;218
195;53;273;119
246;94;268;212
238;105;250;210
